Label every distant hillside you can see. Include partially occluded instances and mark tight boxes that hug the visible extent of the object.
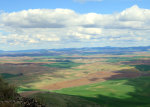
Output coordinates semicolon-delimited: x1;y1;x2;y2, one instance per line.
0;46;150;57
0;50;4;52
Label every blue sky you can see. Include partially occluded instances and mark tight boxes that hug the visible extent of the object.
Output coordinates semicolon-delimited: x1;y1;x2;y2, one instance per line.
1;0;149;14
0;0;150;50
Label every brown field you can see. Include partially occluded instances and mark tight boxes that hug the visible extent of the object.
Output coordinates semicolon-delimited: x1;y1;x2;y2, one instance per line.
41;69;142;90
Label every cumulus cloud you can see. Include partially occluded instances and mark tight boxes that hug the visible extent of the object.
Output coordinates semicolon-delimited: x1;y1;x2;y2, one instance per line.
0;9;78;28
0;5;150;50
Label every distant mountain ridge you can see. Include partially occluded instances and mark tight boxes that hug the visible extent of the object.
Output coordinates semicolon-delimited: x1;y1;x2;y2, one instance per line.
0;46;150;57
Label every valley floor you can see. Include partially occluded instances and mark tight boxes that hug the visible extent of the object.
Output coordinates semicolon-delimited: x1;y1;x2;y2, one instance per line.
1;53;150;107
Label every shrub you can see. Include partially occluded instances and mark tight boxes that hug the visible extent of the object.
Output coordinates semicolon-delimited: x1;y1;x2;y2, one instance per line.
0;77;17;101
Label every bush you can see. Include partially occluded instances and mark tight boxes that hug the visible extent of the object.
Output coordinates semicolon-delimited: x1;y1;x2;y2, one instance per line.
0;77;17;101
0;77;45;107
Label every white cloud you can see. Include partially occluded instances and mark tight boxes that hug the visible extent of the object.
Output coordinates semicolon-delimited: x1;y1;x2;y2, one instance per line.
0;9;77;28
0;5;150;50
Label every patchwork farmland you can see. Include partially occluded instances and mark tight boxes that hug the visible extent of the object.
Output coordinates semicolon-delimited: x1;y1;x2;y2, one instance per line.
1;47;150;107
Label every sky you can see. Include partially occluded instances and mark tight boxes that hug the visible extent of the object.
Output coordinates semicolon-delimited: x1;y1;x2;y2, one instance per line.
0;0;150;50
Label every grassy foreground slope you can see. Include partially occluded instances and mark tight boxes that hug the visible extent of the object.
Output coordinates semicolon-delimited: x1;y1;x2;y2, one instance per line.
53;76;150;107
30;92;101;107
0;77;101;107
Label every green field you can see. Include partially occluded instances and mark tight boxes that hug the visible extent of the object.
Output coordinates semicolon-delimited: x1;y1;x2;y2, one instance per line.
53;77;150;107
42;62;84;68
17;87;43;93
1;73;23;79
134;65;150;72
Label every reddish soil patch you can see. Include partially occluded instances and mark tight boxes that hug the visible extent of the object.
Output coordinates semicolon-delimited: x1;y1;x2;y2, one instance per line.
3;62;55;65
122;59;150;65
0;63;58;75
40;70;143;90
